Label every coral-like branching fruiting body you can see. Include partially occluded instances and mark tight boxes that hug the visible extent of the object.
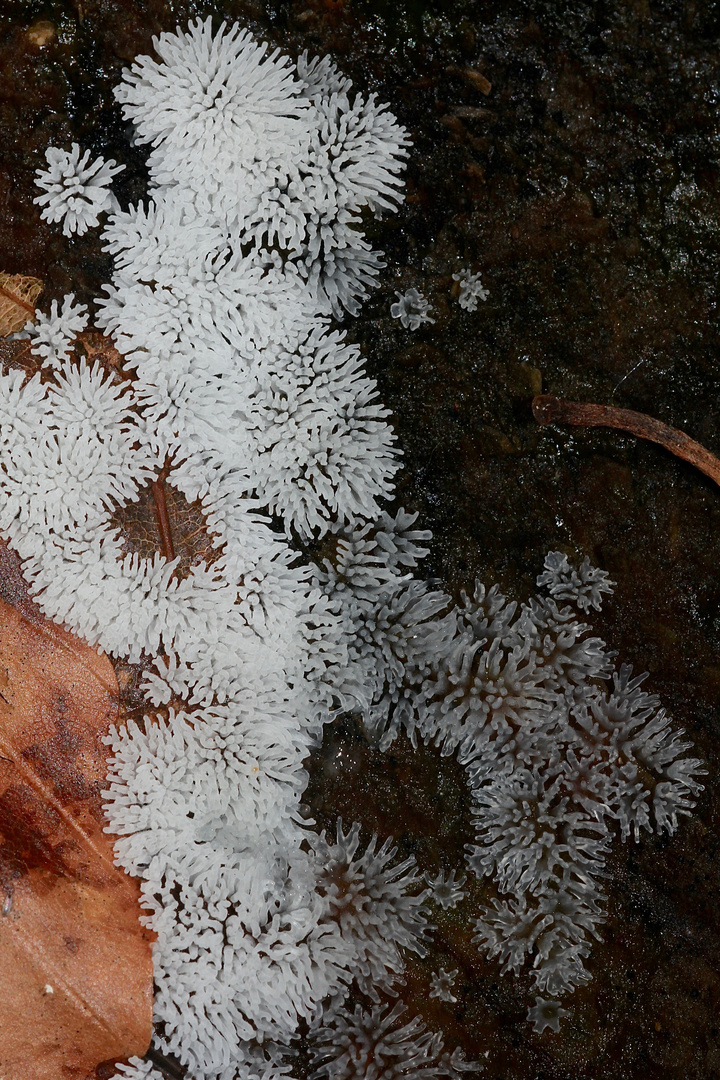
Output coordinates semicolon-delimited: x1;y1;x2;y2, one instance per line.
451;269;488;311
23;293;89;368
310;1002;477;1079
6;17;702;1075
390;288;435;330
34;144;124;236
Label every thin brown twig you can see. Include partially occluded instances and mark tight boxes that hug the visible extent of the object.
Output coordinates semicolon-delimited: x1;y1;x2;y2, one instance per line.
532;394;720;490
152;458;175;563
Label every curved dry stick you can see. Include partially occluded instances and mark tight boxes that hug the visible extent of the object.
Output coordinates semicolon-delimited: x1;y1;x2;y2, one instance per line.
532;394;720;489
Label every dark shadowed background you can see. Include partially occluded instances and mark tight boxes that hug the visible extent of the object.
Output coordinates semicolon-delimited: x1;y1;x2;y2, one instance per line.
1;1;719;1077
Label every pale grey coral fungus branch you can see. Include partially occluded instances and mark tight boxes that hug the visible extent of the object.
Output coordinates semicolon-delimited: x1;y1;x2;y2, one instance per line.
390;287;436;329
426;869;466;911
309;1002;479;1080
316;529;704;1014
452;269;488;311
429;968;459;1003
536;550;615;612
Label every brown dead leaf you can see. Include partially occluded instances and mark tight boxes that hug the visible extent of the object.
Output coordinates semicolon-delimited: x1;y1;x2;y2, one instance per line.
0;272;43;337
0;544;153;1079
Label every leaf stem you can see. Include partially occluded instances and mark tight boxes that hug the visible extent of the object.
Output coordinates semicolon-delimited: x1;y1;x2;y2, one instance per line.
0;284;35;313
152;462;175;563
532;394;720;489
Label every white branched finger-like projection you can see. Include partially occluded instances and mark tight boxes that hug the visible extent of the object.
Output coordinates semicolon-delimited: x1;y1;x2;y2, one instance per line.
1;17;704;1077
34;143;125;236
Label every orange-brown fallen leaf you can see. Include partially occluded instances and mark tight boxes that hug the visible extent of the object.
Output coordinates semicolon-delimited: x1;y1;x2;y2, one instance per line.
0;552;153;1079
0;271;43;336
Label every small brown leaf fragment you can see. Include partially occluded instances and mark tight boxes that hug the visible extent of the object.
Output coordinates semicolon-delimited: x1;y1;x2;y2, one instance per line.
0;272;43;337
26;19;56;47
465;69;492;95
109;477;220;580
446;64;492;95
0;566;153;1079
75;330;129;378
